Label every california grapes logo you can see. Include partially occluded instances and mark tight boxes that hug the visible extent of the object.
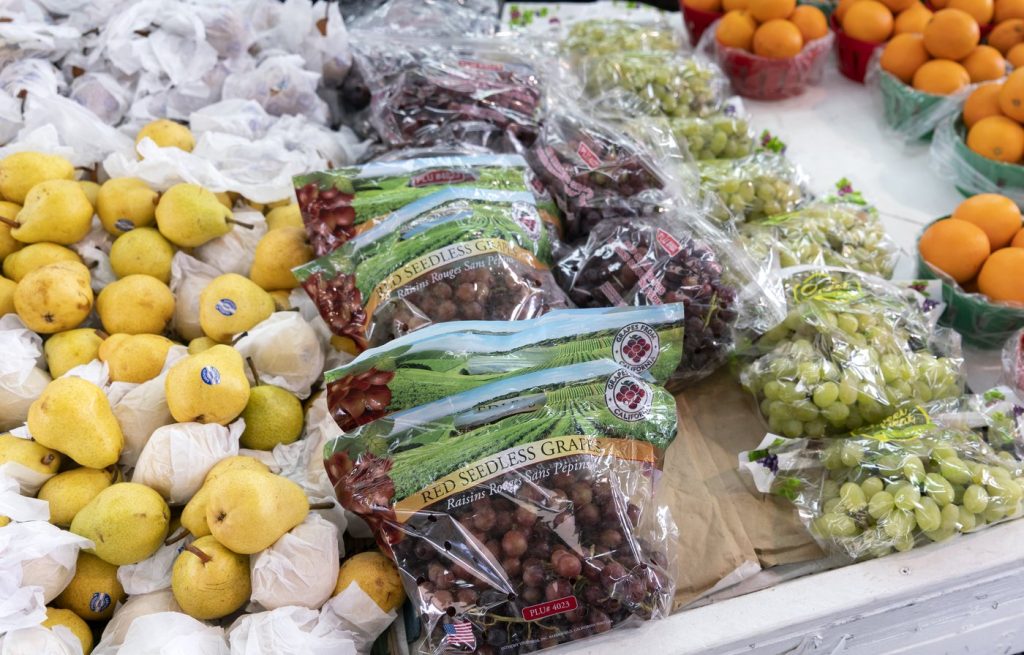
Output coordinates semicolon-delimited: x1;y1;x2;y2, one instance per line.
90;592;111;614
200;366;220;385
114;219;135;232
512;202;541;240
612;323;659;373
215;298;237;317
604;369;653;422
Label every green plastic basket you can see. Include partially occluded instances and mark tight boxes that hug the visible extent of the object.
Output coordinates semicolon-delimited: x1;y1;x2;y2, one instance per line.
951;116;1024;199
879;71;943;141
917;218;1024;349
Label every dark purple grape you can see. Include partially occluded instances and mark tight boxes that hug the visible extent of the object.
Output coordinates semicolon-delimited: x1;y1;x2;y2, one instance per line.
555;553;582;578
502;557;522;578
600;529;624;549
626;504;641;527
522;559;545;587
600;562;626;590
551;473;575;490
546;579;572;601
577;503;601;526
493;511;513;534
514;506;538;529
457;588;479;605
472;505;496;532
570;482;593;506
591;609;612;634
502;530;528;558
432;589;454;609
522;585;544;604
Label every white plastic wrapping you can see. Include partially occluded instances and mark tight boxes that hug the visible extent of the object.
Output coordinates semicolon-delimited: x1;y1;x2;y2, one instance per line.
131;420;244;505
227;606;357;655
110;612;229;655
92;590;183;654
0;626;83;655
250;514;339;611
193;210;267;277
170;252;222;342
0;315;52;432
1;520;93;616
117;534;194;596
234;312;325;399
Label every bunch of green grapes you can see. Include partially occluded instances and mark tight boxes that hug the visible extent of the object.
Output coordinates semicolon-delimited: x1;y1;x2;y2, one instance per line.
699;153;805;223
583;53;724;119
809;433;1024;559
563;19;682;58
668;115;754;160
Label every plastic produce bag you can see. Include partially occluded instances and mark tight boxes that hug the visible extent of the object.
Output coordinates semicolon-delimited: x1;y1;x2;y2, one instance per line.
324;305;684;431
131;421;244;505
170;252;222;342
234;312;325;399
929;114;1024;206
1002;329;1024;396
325;359;677;655
295;188;568;352
348;0;500;37
113;611;228;655
663;110;755;161
250;514;339;610
0;626;82;655
560;18;687;60
193;210;267;277
0;90;22;145
227;606;357;655
2;521;93;607
117;534;194;596
92;590;182;655
0;315;52;433
698;151;809;224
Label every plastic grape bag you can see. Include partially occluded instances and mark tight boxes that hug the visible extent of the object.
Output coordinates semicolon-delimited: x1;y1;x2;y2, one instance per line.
170;252;222;342
130;421;244;505
0;626;83;655
560;18;688;61
250;514;339;611
324;359;677;655
739;400;1024;561
2;521;93;607
92;590;183;655
659;106;756;161
233;312;326;399
227;606;357;655
738;267;964;439
1002;329;1024;396
294;188;569;352
698;151;810;224
324;305;684;432
113;611;229;655
929;114;1024;205
110;346;187;468
116;533;194;596
193;210;267;277
739;201;899;279
0;315;52;433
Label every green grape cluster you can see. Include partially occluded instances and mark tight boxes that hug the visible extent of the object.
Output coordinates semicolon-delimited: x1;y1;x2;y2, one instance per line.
668;115;754;160
740;203;896;278
809;433;1024;559
699;153;805;223
563;19;682;58
583;53;724;119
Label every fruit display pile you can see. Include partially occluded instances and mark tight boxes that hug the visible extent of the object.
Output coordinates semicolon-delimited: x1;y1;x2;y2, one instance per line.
4;1;1024;655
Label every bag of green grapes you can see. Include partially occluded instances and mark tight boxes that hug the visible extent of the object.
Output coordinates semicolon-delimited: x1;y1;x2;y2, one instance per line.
739;266;964;439
621;99;756;163
698;151;810;225
924;386;1024;461
560;18;690;62
738;401;1024;561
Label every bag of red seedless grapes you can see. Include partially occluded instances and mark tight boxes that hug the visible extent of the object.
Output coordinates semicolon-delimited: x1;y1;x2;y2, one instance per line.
324;359;678;654
293;187;569;353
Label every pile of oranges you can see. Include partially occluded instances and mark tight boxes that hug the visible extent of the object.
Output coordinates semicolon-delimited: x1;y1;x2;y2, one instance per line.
961;69;1024;162
919;194;1024;303
713;0;829;58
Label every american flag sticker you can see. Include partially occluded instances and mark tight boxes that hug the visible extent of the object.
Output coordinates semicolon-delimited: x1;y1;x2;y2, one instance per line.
443;620;476;651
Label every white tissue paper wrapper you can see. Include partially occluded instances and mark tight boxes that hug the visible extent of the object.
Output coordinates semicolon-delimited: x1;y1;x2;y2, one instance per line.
228;606;357;655
110;345;187;467
0;90;23;144
0;59;65;99
131;420;243;505
0;472;50;523
193;210;266;277
246;0;351;85
1;520;93;615
92;590;182;654
235;312;325;399
250;513;339;611
0;125;76;162
0;433;57;498
0;315;51;432
0;626;83;655
70;72;132;126
117;533;194;596
20;93;135;167
72;221;117;293
110;612;228;655
221;53;328;123
170;252;222;342
320;584;397;655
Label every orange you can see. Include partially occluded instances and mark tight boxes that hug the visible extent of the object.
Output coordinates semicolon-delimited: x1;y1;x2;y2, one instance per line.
963;83;1005;127
988;18;1024;53
922;9;981;59
948;0;994;23
881;33;932;82
999;68;1024;121
1012;228;1024;247
881;0;919;11
790;5;829;40
912;59;971;94
753;19;805;57
894;4;934;32
952;194;1023;248
717;11;758;50
684;0;723;11
918;218;992;283
1008;42;1024;66
961;45;1007;82
835;0;866;21
996;0;1024;21
748;0;796;21
978;247;1024;302
843;0;895;41
723;0;750;10
967;115;1024;162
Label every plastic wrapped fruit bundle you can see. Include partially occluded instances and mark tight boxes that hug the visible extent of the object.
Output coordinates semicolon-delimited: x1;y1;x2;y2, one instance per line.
740;408;1024;560
739;202;898;278
294;187;569;353
324;360;677;655
666;113;755;161
699;152;808;223
740;268;964;438
561;18;687;59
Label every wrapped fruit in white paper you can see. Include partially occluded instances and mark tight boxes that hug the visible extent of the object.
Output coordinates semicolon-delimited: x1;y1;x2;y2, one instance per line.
109;347;188;467
0;316;52;432
194;210;267;277
170;253;221;342
131;421;243;505
2;521;92;605
235;312;325;399
228;606;357;655
92;590;182;655
107;611;228;655
0;626;82;655
250;513;339;610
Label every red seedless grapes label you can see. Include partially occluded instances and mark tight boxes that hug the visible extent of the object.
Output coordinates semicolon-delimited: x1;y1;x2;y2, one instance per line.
522;595;578;621
576;142;600;169
409;170;479;187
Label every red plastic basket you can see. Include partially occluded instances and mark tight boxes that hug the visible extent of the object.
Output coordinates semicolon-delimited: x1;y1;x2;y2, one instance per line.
715;32;835;99
831;13;883;83
681;2;724;46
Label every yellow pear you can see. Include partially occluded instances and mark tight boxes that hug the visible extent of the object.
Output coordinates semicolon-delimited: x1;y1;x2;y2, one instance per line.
214;192;233;210
77;180;100;207
14;261;93;334
187;336;218;355
333;551;405;612
10;180;94;245
109;228;174;283
29;376;124;468
0;201;23;260
265;203;302;231
0;516;9;526
96;177;159;235
165;345;250;424
43;607;95;654
0;434;61;486
0;275;15;315
204;469;308;554
100;333;174;383
180;456;270;538
44;328;104;378
136;119;195;153
54;552;125;621
2;242;81;282
249;227;312;291
96;332;128;361
0;152;74;204
198;274;274;343
269;290;291;311
267;199;291;209
171;535;250;620
239;384;303;450
96;274;175;334
38;467;118;527
71;482;170;565
155;184;235;248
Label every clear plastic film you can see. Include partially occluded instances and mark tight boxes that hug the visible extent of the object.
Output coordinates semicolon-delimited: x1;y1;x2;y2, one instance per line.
347;0;501;37
559;18;689;61
324;360;677;655
739;267;965;439
930;113;1024;205
664;109;755;161
698;151;810;225
1002;329;1024;396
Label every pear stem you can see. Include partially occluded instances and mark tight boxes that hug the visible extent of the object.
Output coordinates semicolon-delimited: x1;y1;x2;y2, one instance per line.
308;500;336;511
95;329;110;339
227;218;255;230
164;528;190;546
185;543;212;564
246;356;262;387
0;216;18;229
